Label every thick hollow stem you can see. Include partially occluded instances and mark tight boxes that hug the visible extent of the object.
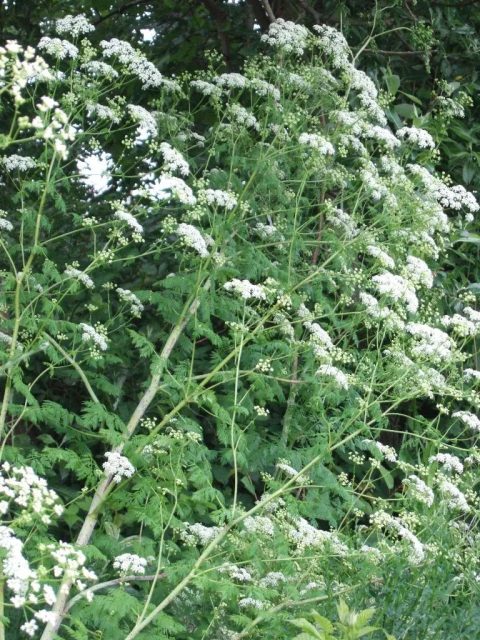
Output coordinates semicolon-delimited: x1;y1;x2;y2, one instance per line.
0;578;4;640
39;291;204;640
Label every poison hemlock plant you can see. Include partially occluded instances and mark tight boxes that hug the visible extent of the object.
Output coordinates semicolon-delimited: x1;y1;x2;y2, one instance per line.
0;13;478;640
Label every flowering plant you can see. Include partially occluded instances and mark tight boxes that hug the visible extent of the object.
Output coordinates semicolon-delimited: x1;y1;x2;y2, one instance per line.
0;13;478;640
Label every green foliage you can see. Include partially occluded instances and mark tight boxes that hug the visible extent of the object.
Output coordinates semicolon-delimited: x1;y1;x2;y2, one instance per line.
0;10;479;640
291;602;395;640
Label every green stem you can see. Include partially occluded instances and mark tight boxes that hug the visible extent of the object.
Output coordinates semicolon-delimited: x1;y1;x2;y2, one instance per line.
0;577;5;640
43;334;100;404
230;315;245;517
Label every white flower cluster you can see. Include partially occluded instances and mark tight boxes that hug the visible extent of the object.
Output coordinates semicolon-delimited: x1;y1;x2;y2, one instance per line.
288;517;348;555
7;537;95;634
364;125;400;150
38;37;78;59
127;104;158;145
8;41;52;88
64;266;94;289
176;223;210;258
103;451;135;483
250;78;281;101
406;323;453;362
199;188;237;210
114;207;144;236
0;216;13;233
117;288;144;317
79;323;108;352
243;515;275;537
229;104;259;131
371;511;424;564
159;142;189;175
223;278;266;300
219;563;252;582
190;79;222;98
215;72;249;89
1;154;36;171
2;41;47;95
363;439;397;462
339;133;367;155
31;97;76;159
372;272;418;313
135;175;196;206
49;541;97;584
0;331;13;346
0;463;64;525
113;553;147;576
452;410;480;433
305;321;336;360
21;620;39;637
313;24;350;68
285;71;310;90
360;165;391;202
443;313;479;337
404;475;434;507
379;155;405;177
443;307;480;337
238;597;267;610
259;571;286;587
299;132;335;155
261;19;310;56
77;151;114;196
180;522;222;546
276;461;309;484
366;245;395;269
465;306;480;323
464;368;480;381
55;14;94;37
316;364;349;389
397;126;435;149
437;478;470;512
350;69;386;124
0;526;36;613
404;255;434;289
429;453;464;474
326;206;359;238
100;38;164;88
334;109;363;135
415;366;447;398
409;164;479;218
81;60;119;80
440;185;479;218
253;222;279;239
436;95;465;118
359;545;383;564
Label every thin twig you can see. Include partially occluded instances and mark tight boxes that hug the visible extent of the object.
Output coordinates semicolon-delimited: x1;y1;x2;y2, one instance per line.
357;48;435;56
65;573;165;613
43;334;100;404
259;0;276;22
281;352;298;447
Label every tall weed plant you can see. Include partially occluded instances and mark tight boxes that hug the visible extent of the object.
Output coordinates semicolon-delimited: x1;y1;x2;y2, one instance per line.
0;15;478;640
